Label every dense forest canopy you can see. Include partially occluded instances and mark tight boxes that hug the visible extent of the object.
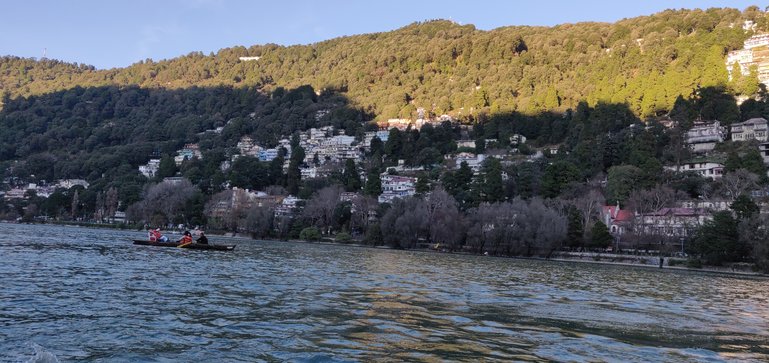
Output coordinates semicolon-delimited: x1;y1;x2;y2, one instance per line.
1;7;763;119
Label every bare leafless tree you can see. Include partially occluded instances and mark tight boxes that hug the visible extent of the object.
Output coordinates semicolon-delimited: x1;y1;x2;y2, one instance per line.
126;179;198;227
425;187;464;249
203;189;252;231
350;194;378;235
626;184;685;215
711;169;759;201
242;205;274;238
302;185;343;234
567;187;605;237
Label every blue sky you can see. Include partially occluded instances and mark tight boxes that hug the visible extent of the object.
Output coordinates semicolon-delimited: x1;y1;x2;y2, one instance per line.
0;0;762;69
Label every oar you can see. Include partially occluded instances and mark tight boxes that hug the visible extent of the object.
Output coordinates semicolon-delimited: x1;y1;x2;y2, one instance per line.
178;241;193;248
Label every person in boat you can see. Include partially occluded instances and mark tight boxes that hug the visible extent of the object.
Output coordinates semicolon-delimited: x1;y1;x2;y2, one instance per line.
178;231;193;245
149;228;165;242
196;230;209;245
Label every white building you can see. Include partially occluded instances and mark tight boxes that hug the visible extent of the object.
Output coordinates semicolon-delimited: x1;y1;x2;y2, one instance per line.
378;174;417;203
456;140;476;149
454;152;486;173
275;195;303;217
237;136;263;156
57;179;89;189
139;159;161;178
685;121;726;153
731;117;768;142
300;167;319;179
665;158;725;179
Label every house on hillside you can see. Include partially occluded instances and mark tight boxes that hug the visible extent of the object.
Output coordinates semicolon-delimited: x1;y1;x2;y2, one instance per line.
139;159;161;178
378;174;417;203
731;117;768;142
636;208;711;237
174;144;202;166
664;155;725;179
685;121;726;154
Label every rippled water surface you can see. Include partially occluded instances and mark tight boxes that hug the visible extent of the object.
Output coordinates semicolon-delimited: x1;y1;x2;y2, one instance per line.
2;223;769;362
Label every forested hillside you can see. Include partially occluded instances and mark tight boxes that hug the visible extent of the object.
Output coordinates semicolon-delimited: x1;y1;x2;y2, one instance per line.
1;7;763;119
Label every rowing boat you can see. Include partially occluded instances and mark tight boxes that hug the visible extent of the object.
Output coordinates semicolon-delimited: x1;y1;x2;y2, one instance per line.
132;240;235;251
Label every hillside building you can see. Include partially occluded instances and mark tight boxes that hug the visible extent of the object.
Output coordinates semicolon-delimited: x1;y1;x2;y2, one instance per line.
731;117;768;142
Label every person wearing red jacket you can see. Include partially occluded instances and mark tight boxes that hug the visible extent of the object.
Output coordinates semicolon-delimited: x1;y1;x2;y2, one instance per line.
148;228;163;242
178;231;193;245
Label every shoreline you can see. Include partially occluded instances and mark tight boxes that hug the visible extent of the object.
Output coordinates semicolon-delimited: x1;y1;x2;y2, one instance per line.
247;237;768;279
5;222;765;278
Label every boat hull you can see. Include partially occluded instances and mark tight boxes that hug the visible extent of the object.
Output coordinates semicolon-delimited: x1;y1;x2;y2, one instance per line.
132;240;235;251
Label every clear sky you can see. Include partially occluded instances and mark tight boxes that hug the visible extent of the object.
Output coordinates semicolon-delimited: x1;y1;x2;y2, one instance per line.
0;0;763;69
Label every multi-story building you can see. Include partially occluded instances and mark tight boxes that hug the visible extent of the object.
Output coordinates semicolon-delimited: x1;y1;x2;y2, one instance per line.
664;156;725;179
636;208;711;237
275;195;303;217
453;152;486;173
258;149;279;162
174;144;203;165
237;136;263;156
685;121;726;153
726;33;769;86
378;174;417;203
139;159;161;178
731;117;768;142
57;179;89;190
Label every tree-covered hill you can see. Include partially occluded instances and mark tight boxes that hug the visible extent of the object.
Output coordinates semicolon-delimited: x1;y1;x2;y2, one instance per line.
1;7;764;120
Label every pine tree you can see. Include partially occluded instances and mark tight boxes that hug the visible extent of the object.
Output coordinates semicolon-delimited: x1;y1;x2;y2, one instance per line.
481;158;504;202
363;168;382;196
415;175;430;194
286;145;305;195
156;155;178;180
590;221;613;249
342;159;361;192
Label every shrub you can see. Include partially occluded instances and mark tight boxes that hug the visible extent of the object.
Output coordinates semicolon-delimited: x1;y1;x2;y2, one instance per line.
299;226;321;241
335;232;352;243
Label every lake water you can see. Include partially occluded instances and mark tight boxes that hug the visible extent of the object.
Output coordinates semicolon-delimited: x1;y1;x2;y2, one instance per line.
2;223;769;362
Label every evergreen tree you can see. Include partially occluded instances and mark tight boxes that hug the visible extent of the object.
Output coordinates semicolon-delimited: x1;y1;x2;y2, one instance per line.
363;167;382;196
741;149;767;182
724;151;742;173
480;158;504;202
456;161;474;187
384;128;403;164
370;136;384;156
156;155;178;180
566;207;585;248
268;155;285;186
286;145;305;195
730;194;759;220
541;160;581;198
475;137;486;154
690;211;743;265
415;175;430;195
342;159;361;192
589;221;613;249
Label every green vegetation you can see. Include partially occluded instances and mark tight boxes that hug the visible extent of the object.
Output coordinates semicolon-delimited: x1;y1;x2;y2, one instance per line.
299;226;321;241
